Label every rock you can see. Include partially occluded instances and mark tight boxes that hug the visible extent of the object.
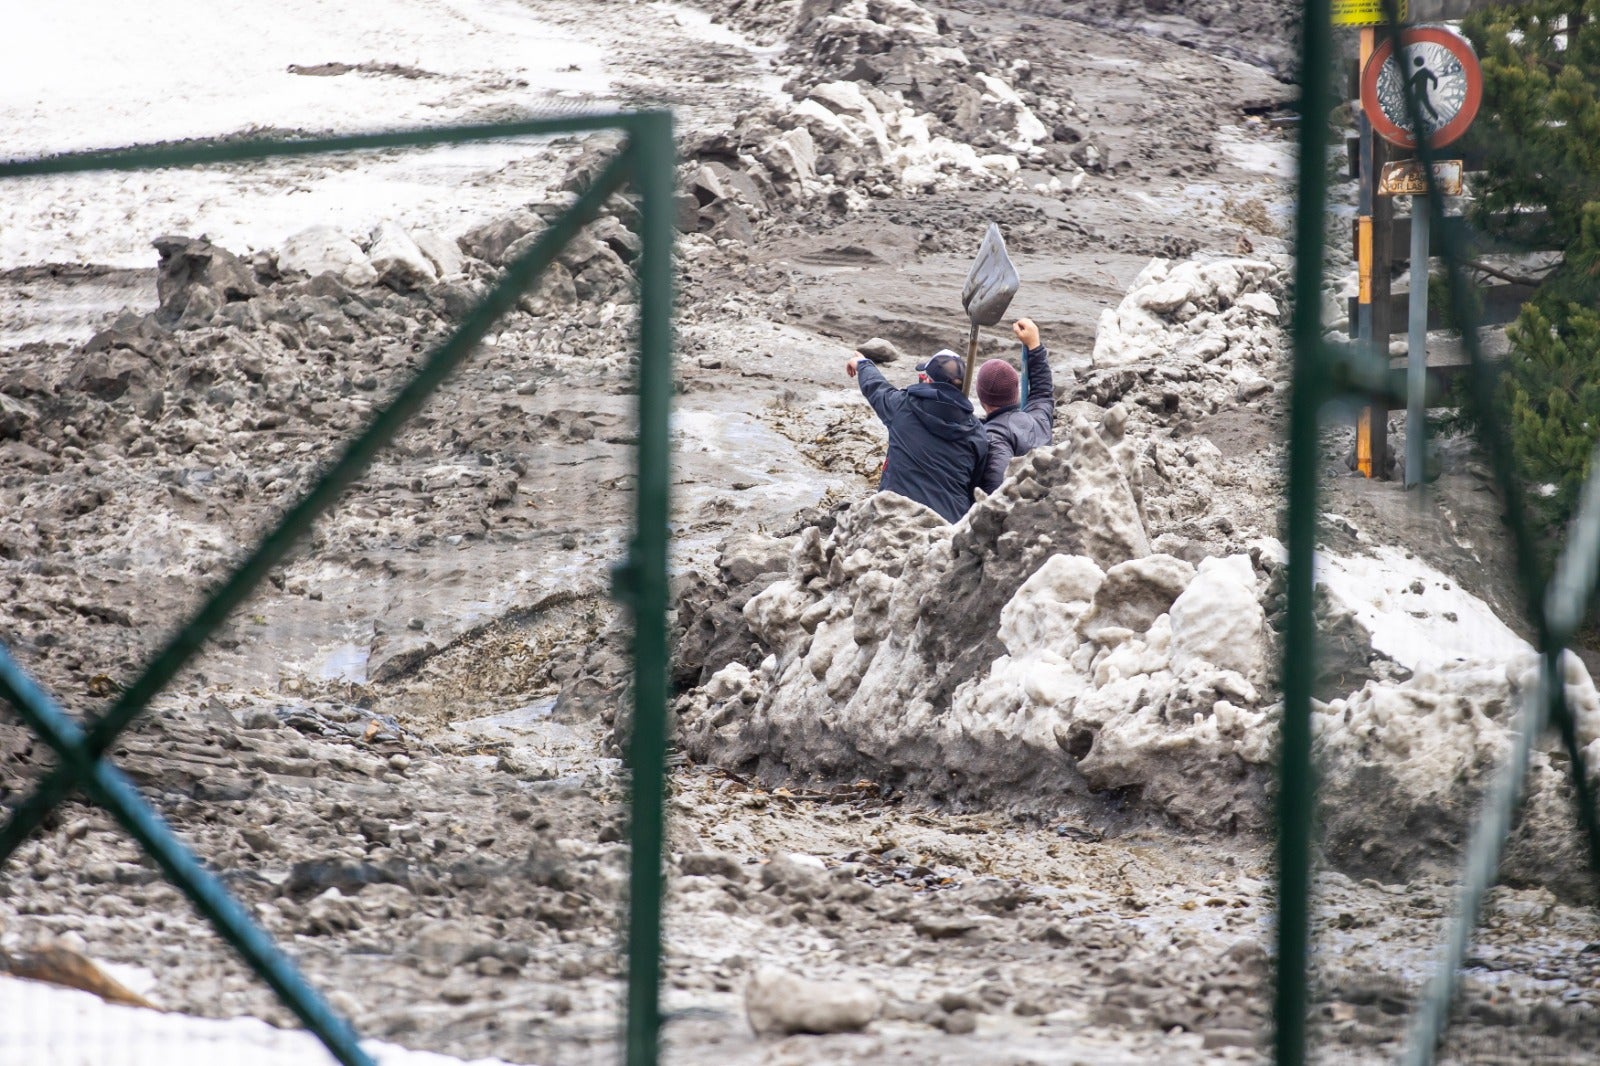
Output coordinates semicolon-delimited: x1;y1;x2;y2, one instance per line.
593;216;642;263
431;280;481;321
681;852;746;880
458;212;542;267
912;913;983;939
856;337;902;364
673;193;702;234
701;199;756;244
411;228;465;278
559;139;622;194
299;888;363;935
1202;1029;1258;1049
764;127;818;184
151;234;259;328
573;258;630;303
0;392;38;440
367;221;439;289
938;1008;978;1034
691;163;730;204
760;851;828;900
278;226;377;286
745;966;880;1036
703;161;769;213
68;349;150;401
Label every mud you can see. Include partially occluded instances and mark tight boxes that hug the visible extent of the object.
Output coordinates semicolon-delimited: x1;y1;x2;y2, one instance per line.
3;0;1599;1064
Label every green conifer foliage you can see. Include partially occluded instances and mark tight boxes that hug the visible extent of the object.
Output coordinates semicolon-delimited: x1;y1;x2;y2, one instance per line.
1461;4;1600;532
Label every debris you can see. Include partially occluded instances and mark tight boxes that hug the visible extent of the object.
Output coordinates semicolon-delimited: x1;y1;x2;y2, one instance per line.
745;966;880;1036
2;945;157;1010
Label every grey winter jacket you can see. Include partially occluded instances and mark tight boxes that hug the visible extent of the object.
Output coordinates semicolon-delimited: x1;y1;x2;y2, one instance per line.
856;361;989;523
978;344;1056;494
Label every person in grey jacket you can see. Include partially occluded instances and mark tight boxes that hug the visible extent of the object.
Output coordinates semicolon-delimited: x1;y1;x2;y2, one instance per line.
975;318;1056;494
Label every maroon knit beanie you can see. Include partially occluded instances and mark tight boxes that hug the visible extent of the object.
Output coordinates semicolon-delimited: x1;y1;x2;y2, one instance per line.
976;358;1019;410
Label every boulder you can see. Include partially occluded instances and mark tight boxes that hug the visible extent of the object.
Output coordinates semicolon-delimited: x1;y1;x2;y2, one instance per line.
458;212;542;267
367;221;439;289
856;337;902;364
152;234;259;328
745;966;880;1036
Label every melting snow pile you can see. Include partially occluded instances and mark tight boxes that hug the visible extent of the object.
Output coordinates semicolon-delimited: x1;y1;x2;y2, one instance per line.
678;415;1279;834
673;252;1600;892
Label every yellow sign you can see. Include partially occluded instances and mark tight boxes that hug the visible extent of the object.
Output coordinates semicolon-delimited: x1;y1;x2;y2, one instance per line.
1333;0;1408;25
1378;159;1463;196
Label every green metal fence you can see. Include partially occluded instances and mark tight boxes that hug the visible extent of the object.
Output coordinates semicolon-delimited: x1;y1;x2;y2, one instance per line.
1278;4;1600;1063
7;14;1600;1066
0;111;676;1066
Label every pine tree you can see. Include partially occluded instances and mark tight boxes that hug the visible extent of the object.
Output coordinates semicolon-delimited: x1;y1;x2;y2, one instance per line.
1461;4;1600;531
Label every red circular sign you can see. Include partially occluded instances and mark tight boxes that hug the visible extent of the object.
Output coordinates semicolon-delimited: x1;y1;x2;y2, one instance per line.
1361;27;1482;149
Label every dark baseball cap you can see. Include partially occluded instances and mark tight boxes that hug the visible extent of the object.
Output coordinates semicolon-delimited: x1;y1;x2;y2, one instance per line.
916;349;965;386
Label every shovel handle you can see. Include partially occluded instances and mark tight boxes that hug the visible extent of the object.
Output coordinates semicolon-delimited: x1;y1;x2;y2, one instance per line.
962;322;980;397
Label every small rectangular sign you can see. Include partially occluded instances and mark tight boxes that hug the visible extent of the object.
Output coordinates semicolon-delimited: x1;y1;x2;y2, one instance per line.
1379;159;1464;196
1332;0;1407;25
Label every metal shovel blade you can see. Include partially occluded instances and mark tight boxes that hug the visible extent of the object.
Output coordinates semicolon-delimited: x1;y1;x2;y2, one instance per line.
961;222;1019;327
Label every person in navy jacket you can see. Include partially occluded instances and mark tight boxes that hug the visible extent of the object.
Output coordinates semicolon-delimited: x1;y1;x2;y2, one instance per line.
845;347;989;523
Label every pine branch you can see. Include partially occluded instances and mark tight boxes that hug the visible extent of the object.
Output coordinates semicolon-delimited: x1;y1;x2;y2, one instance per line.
1466;259;1559;287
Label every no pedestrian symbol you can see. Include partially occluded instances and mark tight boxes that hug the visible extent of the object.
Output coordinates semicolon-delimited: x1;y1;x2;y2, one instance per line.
1360;26;1482;149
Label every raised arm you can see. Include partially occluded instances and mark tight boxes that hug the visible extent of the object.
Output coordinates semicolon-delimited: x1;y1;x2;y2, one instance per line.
849;355;904;427
1013;318;1056;427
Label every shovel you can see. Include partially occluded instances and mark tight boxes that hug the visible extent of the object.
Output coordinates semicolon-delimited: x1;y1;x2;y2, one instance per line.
959;222;1020;398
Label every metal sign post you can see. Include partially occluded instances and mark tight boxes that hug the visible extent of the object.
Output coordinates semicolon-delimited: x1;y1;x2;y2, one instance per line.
1407;200;1429;487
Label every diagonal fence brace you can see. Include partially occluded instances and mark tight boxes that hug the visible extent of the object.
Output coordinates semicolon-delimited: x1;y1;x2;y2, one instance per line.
0;645;374;1066
0;144;636;863
0;118;672;1066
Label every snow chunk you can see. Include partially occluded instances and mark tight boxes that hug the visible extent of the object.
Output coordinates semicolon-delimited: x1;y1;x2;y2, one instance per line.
277;225;376;286
1169;555;1264;678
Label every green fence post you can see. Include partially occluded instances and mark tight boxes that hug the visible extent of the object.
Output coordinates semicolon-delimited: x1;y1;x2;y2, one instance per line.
624;111;675;1066
1277;0;1334;1059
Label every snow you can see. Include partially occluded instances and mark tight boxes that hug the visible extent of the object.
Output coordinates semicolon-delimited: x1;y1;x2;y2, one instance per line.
0;974;529;1066
0;0;767;270
1316;545;1531;670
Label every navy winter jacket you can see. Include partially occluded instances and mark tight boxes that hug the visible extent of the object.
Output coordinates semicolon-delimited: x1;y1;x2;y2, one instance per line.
855;362;989;523
978;344;1056;494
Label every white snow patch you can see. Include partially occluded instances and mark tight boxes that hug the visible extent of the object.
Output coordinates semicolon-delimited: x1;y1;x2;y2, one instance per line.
0;973;528;1066
1316;546;1530;670
0;0;768;268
